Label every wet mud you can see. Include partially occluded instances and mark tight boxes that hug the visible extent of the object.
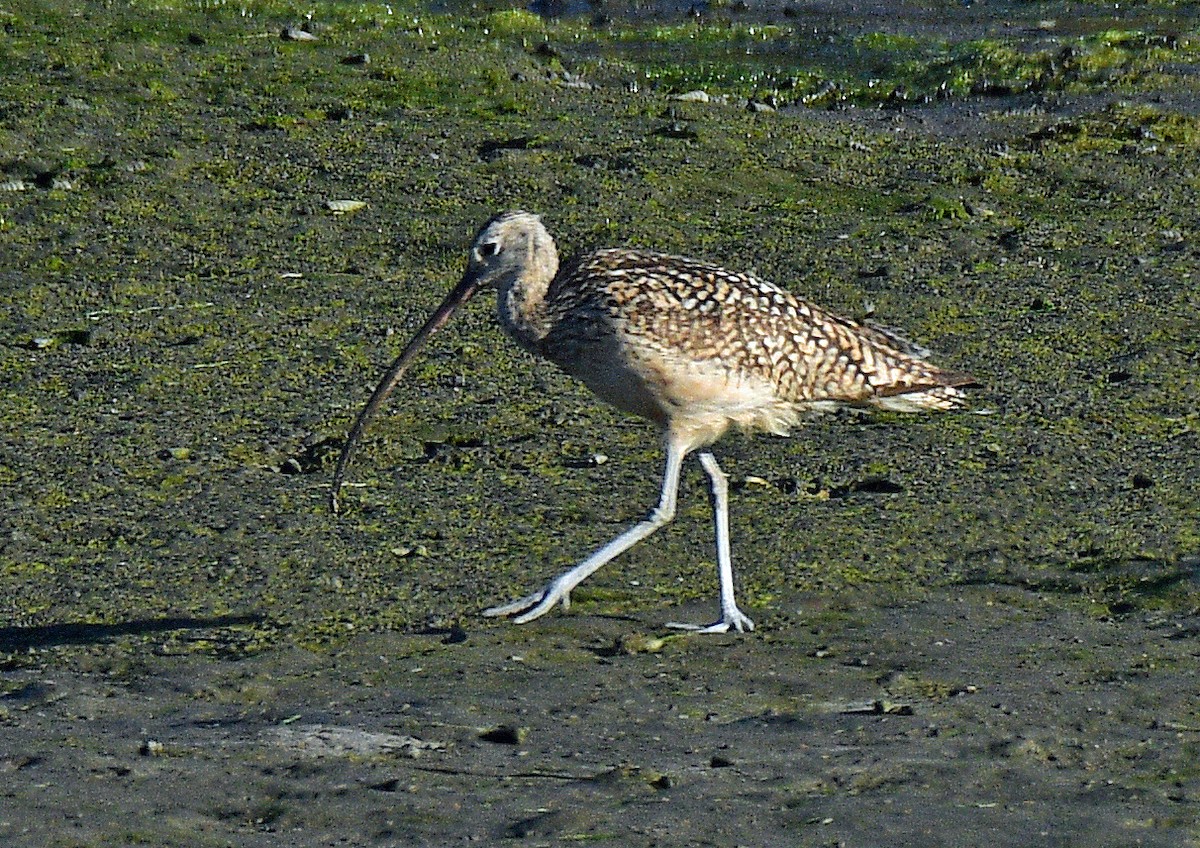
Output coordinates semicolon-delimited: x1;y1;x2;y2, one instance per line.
1;0;1198;844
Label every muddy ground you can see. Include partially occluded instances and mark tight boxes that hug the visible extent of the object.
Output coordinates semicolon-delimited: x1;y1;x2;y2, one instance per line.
3;588;1199;846
2;0;1199;845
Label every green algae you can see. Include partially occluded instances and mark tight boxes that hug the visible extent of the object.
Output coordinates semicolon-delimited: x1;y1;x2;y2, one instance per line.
0;0;1196;673
568;21;1200;105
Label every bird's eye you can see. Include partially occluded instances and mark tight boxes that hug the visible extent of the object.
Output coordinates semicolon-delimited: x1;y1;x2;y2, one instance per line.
480;240;502;258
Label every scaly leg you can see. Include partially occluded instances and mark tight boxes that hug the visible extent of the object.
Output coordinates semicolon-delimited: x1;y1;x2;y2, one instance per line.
483;436;686;624
666;452;755;633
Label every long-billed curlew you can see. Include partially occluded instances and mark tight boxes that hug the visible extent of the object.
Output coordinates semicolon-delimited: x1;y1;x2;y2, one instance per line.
331;211;974;633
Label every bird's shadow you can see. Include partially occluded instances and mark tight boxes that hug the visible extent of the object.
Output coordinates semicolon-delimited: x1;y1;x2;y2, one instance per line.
0;613;265;652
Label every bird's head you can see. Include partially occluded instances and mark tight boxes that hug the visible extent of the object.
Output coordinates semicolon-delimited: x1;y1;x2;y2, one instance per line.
464;210;559;294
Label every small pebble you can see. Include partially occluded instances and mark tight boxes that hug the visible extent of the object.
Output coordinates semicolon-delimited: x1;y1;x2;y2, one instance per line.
281;26;317;42
389;544;429;558
326;199;367;214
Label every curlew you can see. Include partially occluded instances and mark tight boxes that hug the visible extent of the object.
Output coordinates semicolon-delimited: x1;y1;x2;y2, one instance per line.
331;211;974;633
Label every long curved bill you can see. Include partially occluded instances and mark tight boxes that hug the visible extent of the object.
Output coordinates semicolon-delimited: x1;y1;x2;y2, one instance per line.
330;269;483;514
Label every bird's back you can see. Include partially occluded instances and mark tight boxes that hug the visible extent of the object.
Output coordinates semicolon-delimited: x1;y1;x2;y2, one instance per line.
526;247;970;447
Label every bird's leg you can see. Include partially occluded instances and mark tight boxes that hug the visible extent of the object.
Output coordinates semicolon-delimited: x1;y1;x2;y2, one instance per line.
666;452;755;633
482;437;686;624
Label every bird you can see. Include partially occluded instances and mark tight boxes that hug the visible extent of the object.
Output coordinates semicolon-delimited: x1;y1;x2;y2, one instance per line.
330;210;974;633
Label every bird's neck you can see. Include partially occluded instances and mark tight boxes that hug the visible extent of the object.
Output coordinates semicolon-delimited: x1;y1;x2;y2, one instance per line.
496;234;559;350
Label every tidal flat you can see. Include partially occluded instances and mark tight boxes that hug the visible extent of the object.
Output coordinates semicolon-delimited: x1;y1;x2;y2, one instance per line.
1;1;1198;844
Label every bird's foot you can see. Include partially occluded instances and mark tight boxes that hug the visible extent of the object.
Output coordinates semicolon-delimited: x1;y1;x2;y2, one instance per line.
666;606;755;634
482;580;572;624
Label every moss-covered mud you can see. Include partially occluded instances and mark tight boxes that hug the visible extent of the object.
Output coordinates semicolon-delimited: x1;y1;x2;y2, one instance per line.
1;0;1198;844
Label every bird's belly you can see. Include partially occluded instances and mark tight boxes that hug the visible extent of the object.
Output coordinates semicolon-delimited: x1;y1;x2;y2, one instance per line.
651;363;803;448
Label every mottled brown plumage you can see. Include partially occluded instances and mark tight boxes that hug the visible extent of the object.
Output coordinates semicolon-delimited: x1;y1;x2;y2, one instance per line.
332;210;974;632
